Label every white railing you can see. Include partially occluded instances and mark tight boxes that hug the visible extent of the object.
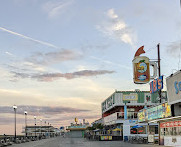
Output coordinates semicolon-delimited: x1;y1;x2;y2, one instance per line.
104;112;138;125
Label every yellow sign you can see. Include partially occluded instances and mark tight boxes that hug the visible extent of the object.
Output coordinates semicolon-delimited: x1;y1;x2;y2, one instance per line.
75;117;78;123
123;94;138;101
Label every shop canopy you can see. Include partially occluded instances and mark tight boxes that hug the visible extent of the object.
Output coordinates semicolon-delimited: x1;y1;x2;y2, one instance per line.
131;125;143;129
112;128;121;131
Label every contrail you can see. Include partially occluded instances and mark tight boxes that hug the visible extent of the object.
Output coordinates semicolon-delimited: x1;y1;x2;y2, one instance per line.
0;27;59;49
90;56;131;70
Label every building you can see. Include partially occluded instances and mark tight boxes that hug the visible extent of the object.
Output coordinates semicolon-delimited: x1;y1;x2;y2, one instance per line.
147;70;181;146
91;118;103;126
101;90;166;141
136;70;181;146
22;125;60;137
66;119;89;138
138;102;171;144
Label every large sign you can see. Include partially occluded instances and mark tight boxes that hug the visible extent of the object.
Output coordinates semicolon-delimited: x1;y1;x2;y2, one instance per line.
133;56;151;84
133;46;157;84
138;103;171;122
166;71;181;105
150;76;163;94
160;121;181;128
123;93;138;101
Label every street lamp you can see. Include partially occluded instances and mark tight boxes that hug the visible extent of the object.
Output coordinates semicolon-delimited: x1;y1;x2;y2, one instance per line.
44;121;46;137
34;116;36;138
48;122;49;137
40;119;42;136
24;111;27;137
13;105;17;142
50;124;51;137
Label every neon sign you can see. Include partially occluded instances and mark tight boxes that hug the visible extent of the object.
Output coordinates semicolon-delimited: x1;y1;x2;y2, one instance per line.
150;76;163;94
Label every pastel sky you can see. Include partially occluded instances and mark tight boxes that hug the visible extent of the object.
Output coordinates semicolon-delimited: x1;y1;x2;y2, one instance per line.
0;0;181;135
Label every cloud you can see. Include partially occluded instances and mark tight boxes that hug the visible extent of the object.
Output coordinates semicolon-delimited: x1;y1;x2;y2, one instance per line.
167;41;181;57
11;69;115;82
0;27;59;49
43;0;74;18
0;105;90;116
5;52;14;56
0;117;24;125
96;8;136;46
26;49;82;65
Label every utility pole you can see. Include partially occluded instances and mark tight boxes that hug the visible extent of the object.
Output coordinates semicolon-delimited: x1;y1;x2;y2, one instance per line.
157;44;162;103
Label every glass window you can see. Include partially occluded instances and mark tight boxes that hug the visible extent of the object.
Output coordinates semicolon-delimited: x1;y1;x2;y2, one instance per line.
137;126;146;134
130;127;137;134
165;128;169;136
155;126;158;134
161;128;164;136
149;125;158;134
127;108;135;119
167;128;172;136
179;127;181;135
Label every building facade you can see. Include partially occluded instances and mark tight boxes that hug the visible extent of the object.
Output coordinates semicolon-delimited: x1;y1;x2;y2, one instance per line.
22;125;60;137
101;90;166;141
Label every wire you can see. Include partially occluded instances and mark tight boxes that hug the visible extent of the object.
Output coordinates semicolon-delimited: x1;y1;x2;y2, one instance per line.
144;45;157;53
178;40;181;70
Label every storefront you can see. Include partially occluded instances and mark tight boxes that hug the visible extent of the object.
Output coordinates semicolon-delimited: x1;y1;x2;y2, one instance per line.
138;102;172;144
158;117;181;146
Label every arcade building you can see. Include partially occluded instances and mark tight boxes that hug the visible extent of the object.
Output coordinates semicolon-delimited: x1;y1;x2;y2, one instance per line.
101;90;166;141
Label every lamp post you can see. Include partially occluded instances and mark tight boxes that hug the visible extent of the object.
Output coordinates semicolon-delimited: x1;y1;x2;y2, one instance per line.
13;105;17;142
50;124;51;137
48;122;49;137
34;116;36;138
24;111;27;137
40;119;42;136
45;121;46;137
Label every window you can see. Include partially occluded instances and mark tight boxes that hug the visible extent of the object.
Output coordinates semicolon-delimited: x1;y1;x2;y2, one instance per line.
130;128;137;134
130;126;146;134
127;108;135;119
161;128;164;136
155;126;158;134
149;125;158;134
137;126;146;134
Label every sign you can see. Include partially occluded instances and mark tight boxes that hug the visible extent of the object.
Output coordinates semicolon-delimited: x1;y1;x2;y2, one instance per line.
148;135;154;143
133;46;157;84
133;56;151;84
164;136;181;146
102;95;115;112
160;121;181;128
100;136;112;141
138;109;147;122
123;93;138;101
150;76;163;94
167;71;181;105
129;120;137;123
75;117;78;123
138;103;171;122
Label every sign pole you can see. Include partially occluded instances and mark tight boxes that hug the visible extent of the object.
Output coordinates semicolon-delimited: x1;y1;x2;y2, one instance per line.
157;44;162;103
157;43;161;145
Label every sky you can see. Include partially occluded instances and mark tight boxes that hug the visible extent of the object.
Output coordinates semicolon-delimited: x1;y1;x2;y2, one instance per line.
0;0;181;135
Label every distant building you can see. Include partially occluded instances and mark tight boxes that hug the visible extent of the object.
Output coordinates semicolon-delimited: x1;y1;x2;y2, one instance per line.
66;119;89;138
22;125;60;137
